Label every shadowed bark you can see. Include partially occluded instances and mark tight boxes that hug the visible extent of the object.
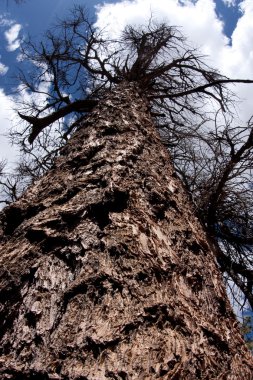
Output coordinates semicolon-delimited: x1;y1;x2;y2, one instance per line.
0;83;252;379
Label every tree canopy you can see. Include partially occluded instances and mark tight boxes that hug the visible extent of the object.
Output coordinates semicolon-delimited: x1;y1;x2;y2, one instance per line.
1;5;253;314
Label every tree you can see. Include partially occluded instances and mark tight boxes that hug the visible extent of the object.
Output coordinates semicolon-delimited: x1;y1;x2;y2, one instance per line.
3;6;253;314
0;7;253;378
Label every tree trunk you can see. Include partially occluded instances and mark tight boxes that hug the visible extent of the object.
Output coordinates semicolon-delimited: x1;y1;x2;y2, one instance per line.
0;83;252;379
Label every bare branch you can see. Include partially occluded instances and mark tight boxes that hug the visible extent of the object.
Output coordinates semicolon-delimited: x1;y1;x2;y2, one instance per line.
18;99;98;143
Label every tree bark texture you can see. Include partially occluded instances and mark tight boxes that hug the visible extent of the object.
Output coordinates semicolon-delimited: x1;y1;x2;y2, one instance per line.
0;83;252;379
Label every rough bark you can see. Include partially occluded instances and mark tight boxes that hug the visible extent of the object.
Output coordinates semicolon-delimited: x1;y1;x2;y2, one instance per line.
0;83;252;379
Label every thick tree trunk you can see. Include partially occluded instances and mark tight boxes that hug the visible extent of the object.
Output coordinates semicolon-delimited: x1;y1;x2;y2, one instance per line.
0;83;252;379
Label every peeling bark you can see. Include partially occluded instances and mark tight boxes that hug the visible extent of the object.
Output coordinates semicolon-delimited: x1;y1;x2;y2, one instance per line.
0;83;252;379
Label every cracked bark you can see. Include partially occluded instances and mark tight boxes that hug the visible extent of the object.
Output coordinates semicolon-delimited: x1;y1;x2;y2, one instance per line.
0;83;252;379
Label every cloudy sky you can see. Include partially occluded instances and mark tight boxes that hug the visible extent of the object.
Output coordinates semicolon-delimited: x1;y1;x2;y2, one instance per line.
0;0;253;168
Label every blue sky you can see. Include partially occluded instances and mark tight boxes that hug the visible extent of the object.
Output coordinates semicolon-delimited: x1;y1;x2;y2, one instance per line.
0;0;243;89
0;0;252;173
216;0;241;37
0;0;113;89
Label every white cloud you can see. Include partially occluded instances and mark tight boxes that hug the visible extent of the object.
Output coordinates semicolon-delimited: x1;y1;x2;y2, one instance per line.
95;0;253;123
0;88;19;167
0;66;53;173
0;15;14;27
219;0;253;121
95;0;228;50
0;61;8;75
222;0;236;7
4;23;22;51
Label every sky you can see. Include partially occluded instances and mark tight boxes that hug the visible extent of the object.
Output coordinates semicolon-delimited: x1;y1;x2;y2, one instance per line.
0;0;253;167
